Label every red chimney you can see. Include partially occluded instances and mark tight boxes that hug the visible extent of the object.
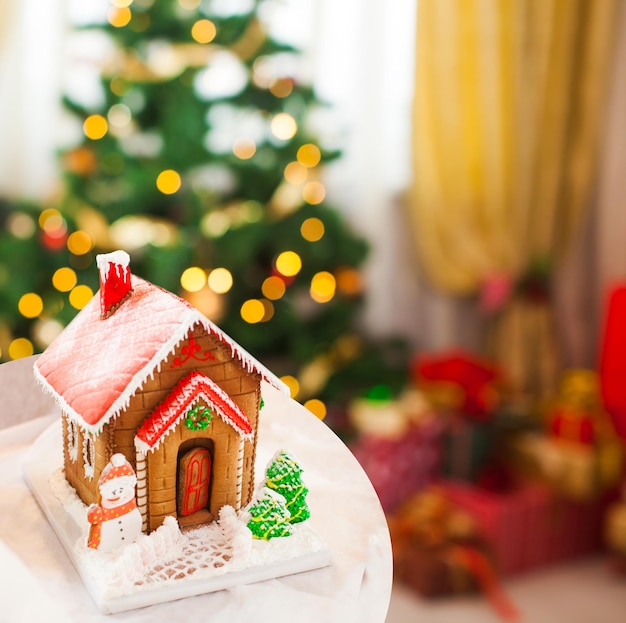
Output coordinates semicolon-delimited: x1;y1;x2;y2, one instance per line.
97;251;133;318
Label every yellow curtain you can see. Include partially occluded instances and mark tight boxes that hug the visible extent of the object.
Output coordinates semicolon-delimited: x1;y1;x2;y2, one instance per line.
408;0;619;398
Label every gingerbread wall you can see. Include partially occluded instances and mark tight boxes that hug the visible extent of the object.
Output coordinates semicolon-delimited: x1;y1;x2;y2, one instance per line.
64;322;262;529
142;401;243;532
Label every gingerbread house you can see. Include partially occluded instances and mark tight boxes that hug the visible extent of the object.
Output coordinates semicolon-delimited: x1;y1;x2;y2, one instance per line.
34;251;288;533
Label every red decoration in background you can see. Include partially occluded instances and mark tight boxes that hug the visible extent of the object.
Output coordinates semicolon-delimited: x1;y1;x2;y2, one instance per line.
412;351;500;421
599;284;626;441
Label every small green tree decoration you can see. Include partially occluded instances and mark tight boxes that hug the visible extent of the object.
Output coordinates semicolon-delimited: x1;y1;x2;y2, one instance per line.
265;450;310;524
246;487;292;540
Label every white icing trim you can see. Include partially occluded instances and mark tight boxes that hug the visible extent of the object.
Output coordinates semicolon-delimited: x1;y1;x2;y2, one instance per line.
66;416;78;462
134;387;253;455
135;453;148;532
236;440;244;510
83;434;95;480
96;250;130;273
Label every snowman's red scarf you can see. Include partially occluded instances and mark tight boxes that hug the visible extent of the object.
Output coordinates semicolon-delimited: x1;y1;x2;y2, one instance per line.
87;499;138;549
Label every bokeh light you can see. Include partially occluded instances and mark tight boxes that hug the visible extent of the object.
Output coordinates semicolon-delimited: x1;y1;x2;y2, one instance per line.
302;181;326;205
8;338;34;360
67;230;93;255
52;267;78;292
269;78;293;98
262;275;286;300
240;298;265;323
304;398;327;420
39;208;65;233
280;375;300;398
191;19;216;44
297;143;321;168
310;271;336;303
83;114;108;140
108;6;132;28
6;212;35;239
107;103;132;129
284;161;307;184
180;266;207;292
69;285;94;310
207;267;233;294
232;137;256;160
271;113;297;140
300;217;325;242
179;0;201;8
156;169;182;194
18;293;43;319
275;251;302;277
33;319;64;348
336;266;363;296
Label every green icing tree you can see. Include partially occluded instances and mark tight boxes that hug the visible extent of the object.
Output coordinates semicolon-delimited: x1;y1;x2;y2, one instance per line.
246;487;292;540
265;450;310;524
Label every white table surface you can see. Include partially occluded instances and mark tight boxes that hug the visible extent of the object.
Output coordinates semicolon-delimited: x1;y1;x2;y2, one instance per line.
0;356;393;622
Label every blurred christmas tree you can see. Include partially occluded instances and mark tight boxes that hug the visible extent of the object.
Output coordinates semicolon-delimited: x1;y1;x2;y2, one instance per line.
0;0;408;416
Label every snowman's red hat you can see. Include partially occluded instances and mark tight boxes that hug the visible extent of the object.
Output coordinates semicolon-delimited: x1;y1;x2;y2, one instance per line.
99;453;136;485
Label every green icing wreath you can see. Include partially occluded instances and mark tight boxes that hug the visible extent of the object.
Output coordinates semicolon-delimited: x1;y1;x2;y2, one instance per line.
185;404;213;431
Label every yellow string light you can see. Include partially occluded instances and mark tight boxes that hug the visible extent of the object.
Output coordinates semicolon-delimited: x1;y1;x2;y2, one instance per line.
191;19;217;44
302;181;326;205
297;143;321;168
8;338;34;360
240;299;265;323
69;285;94;310
275;251;302;277
83;114;108;140
304;398;327;420
52;267;77;292
261;275;286;300
38;208;64;233
207;267;233;294
180;267;207;292
156;169;182;194
271;113;297;140
284;161;307;184
280;375;300;398
310;271;336;303
67;230;93;255
108;6;132;27
300;217;325;242
18;293;43;319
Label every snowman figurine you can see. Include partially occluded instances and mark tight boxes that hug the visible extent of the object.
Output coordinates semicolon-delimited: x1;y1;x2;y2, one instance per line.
87;453;142;551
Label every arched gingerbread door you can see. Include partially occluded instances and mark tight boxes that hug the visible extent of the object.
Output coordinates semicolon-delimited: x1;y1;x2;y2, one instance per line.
178;447;211;516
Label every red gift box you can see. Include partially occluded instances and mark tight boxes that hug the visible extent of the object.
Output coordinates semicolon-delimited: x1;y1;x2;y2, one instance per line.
349;420;442;512
438;480;607;576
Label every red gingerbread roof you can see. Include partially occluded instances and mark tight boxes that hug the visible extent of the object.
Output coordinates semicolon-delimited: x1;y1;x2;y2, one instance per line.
135;371;253;454
34;274;287;434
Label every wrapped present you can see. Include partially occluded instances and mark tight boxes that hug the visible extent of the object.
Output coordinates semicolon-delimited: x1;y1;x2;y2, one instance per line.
389;489;518;621
348;420;442;512
506;369;626;502
438;479;608;576
347;386;443;511
442;416;495;482
412;350;501;422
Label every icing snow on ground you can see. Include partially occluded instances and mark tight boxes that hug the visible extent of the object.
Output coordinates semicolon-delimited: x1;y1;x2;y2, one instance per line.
49;469;326;599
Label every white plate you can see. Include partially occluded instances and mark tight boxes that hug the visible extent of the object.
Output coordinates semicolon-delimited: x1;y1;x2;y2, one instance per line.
24;417;332;614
